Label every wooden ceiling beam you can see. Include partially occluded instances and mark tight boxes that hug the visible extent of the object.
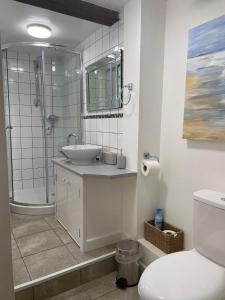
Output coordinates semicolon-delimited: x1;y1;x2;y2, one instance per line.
13;0;120;26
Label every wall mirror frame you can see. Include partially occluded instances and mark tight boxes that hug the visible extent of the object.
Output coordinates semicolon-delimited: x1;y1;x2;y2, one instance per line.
85;49;123;112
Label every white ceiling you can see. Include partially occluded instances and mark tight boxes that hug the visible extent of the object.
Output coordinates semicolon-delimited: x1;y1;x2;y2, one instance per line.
0;0;128;48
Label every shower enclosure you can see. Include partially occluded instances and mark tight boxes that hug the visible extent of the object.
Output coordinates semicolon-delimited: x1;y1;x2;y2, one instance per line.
2;42;82;214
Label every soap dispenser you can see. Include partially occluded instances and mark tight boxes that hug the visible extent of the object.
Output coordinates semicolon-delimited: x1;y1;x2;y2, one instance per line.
117;149;126;169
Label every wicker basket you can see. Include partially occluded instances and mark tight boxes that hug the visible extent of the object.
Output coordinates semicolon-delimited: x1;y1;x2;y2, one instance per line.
144;220;184;254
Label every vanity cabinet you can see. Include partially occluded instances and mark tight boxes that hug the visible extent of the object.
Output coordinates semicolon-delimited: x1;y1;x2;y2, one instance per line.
56;166;83;246
54;162;137;252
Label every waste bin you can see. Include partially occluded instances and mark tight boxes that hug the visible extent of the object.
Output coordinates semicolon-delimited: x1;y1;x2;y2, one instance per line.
115;239;141;289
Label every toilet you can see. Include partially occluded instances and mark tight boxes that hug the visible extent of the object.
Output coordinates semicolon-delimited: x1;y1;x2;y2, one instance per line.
138;190;225;300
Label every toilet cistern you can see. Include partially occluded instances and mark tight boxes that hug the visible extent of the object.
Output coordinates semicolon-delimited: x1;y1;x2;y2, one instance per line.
138;189;225;300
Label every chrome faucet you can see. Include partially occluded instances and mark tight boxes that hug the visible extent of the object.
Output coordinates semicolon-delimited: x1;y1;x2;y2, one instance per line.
67;133;79;145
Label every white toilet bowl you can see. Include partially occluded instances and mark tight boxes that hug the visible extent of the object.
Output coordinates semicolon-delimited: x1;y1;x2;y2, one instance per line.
138;190;225;300
138;249;225;300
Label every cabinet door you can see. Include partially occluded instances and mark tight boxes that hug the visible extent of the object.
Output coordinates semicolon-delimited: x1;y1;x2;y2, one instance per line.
56;166;67;225
66;172;83;246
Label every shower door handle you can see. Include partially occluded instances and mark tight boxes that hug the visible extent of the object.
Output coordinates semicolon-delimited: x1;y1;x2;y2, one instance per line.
5;125;13;130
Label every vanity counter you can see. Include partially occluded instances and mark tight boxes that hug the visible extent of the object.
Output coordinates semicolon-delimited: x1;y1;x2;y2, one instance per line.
52;158;137;178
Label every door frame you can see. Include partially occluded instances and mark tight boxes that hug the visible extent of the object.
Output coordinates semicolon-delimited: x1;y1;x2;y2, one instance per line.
0;35;15;300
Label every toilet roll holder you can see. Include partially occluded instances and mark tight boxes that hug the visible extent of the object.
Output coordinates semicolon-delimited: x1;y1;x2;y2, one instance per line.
144;152;159;162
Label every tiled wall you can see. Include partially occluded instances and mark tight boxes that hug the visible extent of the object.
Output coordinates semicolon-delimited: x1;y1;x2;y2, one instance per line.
3;49;81;196
77;18;124;154
62;54;82;144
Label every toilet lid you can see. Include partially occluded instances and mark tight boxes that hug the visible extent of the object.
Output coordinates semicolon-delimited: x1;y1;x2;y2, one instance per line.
139;250;225;300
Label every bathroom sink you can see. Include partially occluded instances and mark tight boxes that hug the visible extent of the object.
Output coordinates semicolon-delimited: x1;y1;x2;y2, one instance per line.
62;144;102;164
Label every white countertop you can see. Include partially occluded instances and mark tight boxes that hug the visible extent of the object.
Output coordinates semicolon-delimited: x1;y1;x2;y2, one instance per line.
52;158;137;178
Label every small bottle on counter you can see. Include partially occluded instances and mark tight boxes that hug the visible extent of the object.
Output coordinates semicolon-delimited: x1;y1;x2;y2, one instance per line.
154;208;163;230
117;149;126;169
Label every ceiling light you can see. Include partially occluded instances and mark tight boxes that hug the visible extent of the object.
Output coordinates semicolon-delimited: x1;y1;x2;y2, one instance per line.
10;67;24;72
27;24;52;39
33;42;50;47
107;54;115;59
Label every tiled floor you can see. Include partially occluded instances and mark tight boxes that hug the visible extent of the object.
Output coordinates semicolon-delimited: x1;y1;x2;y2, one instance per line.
46;272;140;300
11;213;116;286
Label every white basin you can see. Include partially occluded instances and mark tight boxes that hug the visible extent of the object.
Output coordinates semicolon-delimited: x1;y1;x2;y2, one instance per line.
62;144;102;164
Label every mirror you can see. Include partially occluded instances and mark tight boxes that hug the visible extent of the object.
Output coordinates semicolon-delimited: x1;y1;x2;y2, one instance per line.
86;49;123;112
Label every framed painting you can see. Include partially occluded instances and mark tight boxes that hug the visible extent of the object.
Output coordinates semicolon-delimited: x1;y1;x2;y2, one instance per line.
183;15;225;140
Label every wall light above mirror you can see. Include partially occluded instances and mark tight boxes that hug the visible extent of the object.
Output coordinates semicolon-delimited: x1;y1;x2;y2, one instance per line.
85;49;123;112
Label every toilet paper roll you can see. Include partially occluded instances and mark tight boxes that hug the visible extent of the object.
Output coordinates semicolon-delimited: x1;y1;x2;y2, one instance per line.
141;159;160;176
163;230;178;237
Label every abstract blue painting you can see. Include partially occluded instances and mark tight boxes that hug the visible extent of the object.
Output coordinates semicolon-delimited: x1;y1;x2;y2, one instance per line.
183;15;225;140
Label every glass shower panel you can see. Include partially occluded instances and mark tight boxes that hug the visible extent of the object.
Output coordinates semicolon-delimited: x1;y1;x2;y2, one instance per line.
2;50;14;201
3;45;48;205
45;49;82;201
3;44;82;208
39;49;80;202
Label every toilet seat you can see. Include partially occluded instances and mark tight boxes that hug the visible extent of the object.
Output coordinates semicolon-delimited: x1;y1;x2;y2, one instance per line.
138;249;225;300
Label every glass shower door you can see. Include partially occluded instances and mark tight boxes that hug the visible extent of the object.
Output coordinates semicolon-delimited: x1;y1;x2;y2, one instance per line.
45;49;82;203
2;49;14;202
2;43;82;212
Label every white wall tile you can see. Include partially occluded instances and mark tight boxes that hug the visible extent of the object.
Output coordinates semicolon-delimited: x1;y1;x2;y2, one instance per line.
102;118;110;133
110;118;117;133
22;179;33;189
20;105;31;116
20;116;31;127
13;159;21;170
102;35;110;53
10;104;20;116
20;127;32;137
12;148;21;160
8;82;18;94
32;117;42;127
33;137;43;148
33;158;44;169
34;168;44;179
110;133;117;149
22;158;32;170
19;94;31;105
11;127;20;138
22;148;32;159
21;138;32;148
22;169;33;180
32;127;43;137
33;148;44;158
19;83;30;94
11;138;21;149
103;132;110;147
18;60;29;72
34;178;44;188
19;72;30;83
9;94;19;105
14;181;22;190
110;29;119;49
11;116;20;127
